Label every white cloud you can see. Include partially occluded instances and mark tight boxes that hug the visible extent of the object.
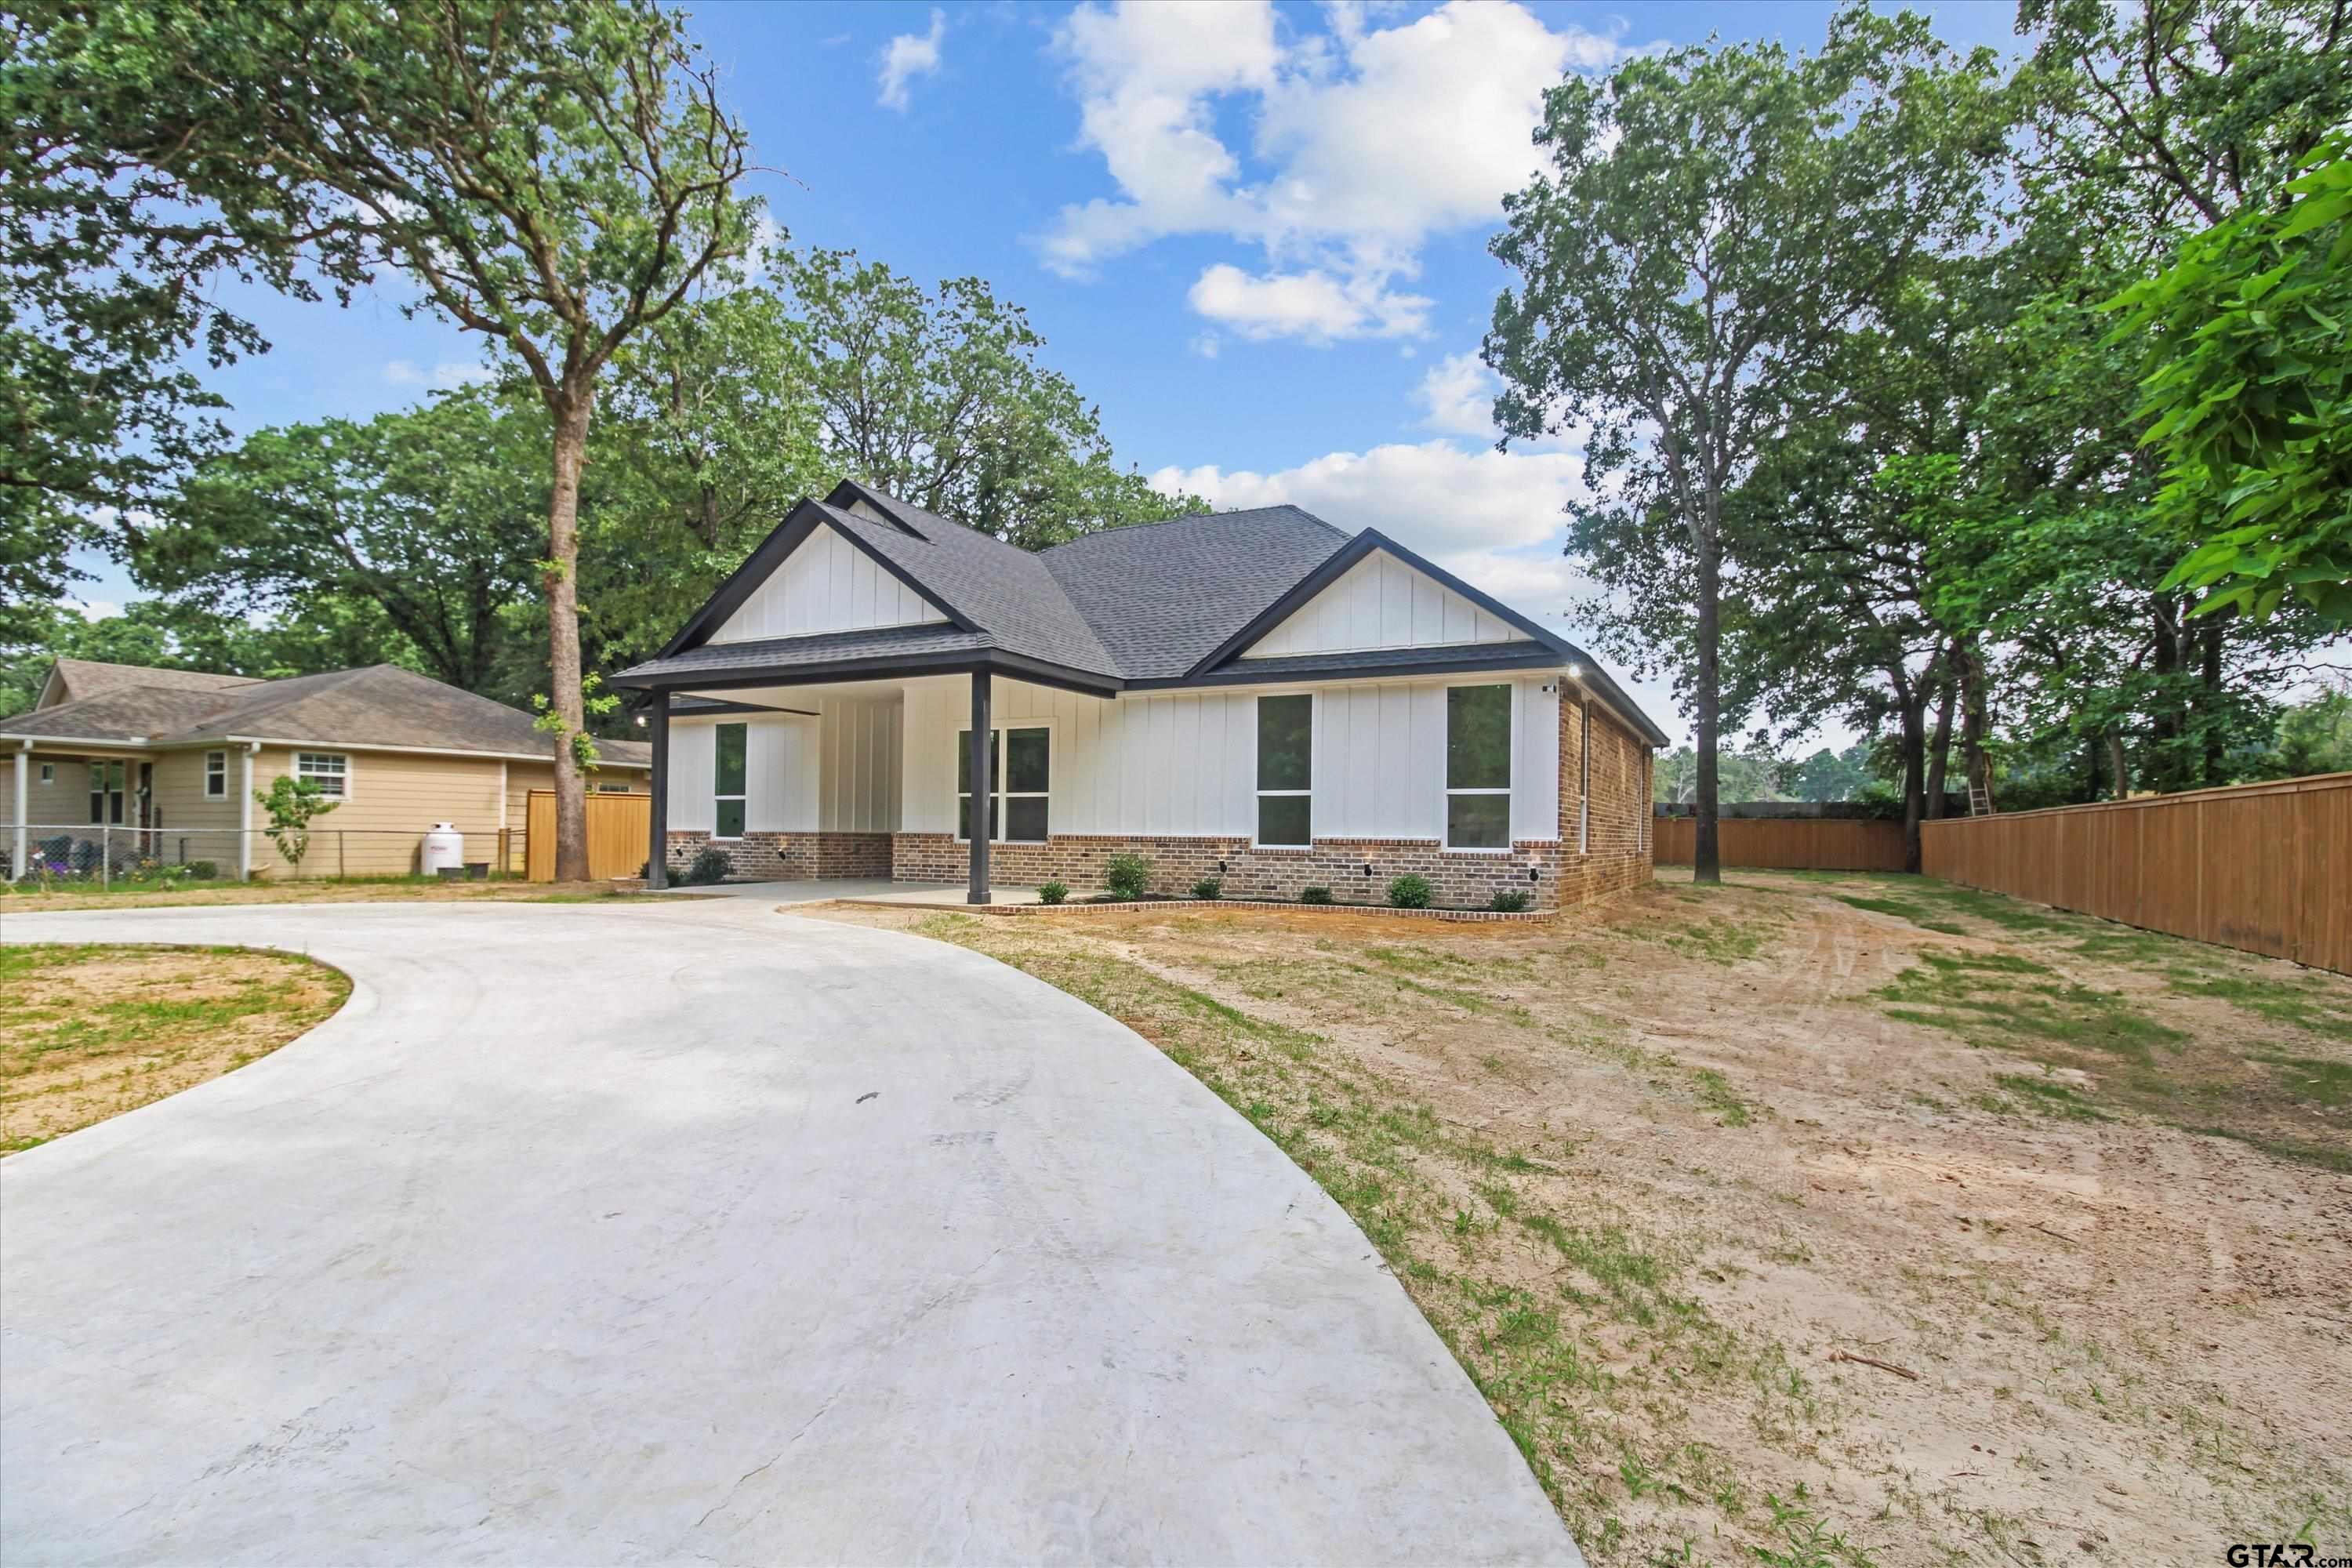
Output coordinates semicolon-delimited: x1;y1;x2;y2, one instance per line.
71;598;124;622
1042;1;1630;341
384;359;488;390
1151;438;1581;560
1189;332;1221;360
1414;351;1501;437
1187;263;1429;342
878;9;947;112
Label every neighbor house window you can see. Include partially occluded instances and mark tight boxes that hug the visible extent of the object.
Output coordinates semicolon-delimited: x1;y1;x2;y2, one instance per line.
38;763;54;783
957;727;1050;843
1255;694;1312;847
205;750;227;798
296;752;349;798
713;722;746;838
1446;684;1512;850
87;760;124;825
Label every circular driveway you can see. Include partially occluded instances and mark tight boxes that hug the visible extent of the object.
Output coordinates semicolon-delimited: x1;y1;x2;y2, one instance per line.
0;899;1575;1566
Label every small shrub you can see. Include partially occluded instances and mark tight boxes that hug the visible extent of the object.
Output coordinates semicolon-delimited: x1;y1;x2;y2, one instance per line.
1301;884;1334;905
1489;890;1531;913
1192;876;1222;900
1037;879;1069;906
679;845;733;886
1387;873;1433;909
183;861;220;881
1105;852;1152;900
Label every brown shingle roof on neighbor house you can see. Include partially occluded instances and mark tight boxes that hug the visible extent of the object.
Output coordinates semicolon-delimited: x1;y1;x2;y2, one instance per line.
4;663;649;767
42;658;261;707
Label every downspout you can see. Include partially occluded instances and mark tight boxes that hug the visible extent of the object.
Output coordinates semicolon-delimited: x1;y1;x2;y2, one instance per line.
238;741;261;880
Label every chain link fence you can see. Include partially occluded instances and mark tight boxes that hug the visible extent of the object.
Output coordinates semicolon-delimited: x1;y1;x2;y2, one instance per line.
2;824;524;888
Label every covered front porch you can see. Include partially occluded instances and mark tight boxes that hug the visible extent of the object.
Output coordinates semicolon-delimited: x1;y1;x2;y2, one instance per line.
634;658;1095;906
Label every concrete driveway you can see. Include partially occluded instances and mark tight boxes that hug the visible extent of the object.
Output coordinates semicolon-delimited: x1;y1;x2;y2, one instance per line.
0;898;1575;1566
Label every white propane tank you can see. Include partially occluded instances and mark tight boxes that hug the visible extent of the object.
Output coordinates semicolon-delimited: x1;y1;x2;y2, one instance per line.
421;822;465;876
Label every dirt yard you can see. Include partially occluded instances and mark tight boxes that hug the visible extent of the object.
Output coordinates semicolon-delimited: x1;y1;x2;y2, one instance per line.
0;944;350;1154
816;873;2351;1568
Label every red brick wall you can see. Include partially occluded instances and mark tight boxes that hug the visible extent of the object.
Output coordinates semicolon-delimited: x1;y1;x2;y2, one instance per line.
1553;691;1656;909
892;833;1559;908
665;830;888;882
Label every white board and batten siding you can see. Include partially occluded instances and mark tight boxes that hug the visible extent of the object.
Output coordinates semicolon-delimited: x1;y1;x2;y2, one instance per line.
1240;550;1521;659
900;673;1561;844
710;524;944;644
664;697;900;835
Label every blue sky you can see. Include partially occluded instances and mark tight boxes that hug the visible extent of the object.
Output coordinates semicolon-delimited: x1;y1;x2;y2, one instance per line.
72;0;2033;747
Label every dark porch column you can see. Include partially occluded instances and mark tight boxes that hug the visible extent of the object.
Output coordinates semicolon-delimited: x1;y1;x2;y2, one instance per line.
967;670;992;905
644;695;670;891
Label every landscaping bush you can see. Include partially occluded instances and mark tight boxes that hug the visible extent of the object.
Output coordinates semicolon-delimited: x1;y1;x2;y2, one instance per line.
1105;852;1152;900
1301;884;1334;905
1387;873;1433;909
1037;879;1069;906
1489;890;1531;913
677;845;733;886
182;860;220;881
1191;876;1222;900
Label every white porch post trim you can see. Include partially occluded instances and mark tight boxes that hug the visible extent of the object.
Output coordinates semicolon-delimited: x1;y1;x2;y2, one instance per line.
238;742;259;880
11;742;27;882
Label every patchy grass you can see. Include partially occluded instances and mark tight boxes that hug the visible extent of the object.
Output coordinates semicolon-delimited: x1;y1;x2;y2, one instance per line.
2173;974;2352;1044
826;876;2352;1568
0;944;349;1154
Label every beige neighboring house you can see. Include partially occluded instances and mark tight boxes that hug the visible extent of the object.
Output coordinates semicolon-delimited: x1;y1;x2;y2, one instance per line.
5;659;649;880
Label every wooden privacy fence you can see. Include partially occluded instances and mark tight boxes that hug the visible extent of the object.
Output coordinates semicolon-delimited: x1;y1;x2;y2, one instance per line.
524;789;651;882
1654;816;1909;872
1921;772;2352;975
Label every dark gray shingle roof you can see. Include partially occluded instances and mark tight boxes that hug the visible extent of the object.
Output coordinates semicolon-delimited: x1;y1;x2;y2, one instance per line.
1037;506;1352;679
1178;641;1559;684
43;659;260;708
619;623;993;684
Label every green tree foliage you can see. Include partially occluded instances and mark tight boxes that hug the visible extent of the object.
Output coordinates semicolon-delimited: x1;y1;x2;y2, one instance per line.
252;775;339;879
2114;136;2352;623
147;390;550;696
47;0;764;882
1485;8;2003;880
779;249;1207;550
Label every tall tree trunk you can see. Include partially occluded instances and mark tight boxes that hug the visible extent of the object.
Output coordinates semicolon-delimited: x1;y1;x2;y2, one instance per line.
546;389;594;883
2194;610;2229;786
2108;730;2130;799
1693;532;1722;884
2149;596;2183;791
1890;662;1927;873
1925;669;1956;819
2084;728;2100;804
1956;638;1994;812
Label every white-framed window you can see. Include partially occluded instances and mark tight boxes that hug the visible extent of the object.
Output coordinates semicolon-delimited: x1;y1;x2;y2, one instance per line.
1445;684;1512;851
956;725;1050;843
1254;693;1313;848
296;752;350;798
713;722;746;838
38;762;53;783
205;750;227;798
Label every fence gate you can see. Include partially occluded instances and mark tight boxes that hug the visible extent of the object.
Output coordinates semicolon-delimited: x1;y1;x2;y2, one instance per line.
524;790;652;882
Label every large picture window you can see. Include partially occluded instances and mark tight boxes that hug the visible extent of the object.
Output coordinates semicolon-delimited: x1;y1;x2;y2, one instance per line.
958;727;1050;843
713;723;746;838
1256;694;1313;847
1446;684;1512;850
